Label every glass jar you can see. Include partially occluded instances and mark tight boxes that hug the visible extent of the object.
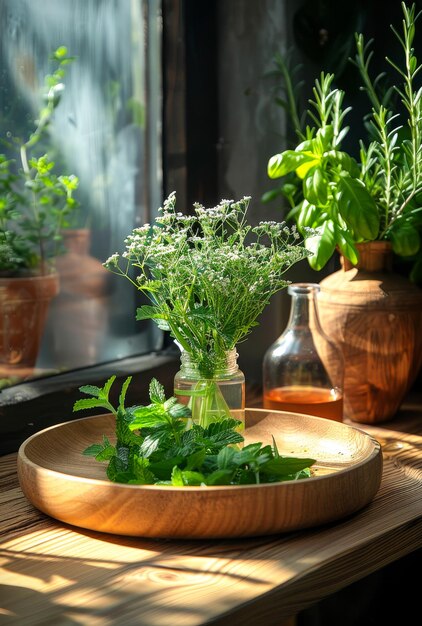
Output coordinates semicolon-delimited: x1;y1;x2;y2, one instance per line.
174;348;245;429
262;283;344;422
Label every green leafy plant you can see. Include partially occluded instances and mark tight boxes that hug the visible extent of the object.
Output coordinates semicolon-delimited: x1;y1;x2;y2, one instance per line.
266;2;422;275
104;193;311;378
0;46;79;275
74;376;316;486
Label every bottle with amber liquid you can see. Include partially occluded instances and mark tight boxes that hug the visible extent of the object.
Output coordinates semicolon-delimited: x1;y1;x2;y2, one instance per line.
263;283;344;422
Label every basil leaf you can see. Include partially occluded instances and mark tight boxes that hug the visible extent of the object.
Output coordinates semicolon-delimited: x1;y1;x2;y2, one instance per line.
297;200;327;229
268;151;318;178
261;188;284;203
326;150;360;176
336;175;380;239
335;227;359;265
305;221;336;270
303;168;328;206
390;223;420;256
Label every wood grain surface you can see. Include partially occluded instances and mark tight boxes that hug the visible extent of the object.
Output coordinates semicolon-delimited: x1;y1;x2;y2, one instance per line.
1;400;421;625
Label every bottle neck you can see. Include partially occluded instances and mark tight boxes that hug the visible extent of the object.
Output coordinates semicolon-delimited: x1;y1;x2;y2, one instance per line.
286;283;322;331
180;348;239;378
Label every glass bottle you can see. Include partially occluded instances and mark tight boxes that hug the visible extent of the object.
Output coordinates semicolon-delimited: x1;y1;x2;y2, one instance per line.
262;283;344;422
174;348;245;429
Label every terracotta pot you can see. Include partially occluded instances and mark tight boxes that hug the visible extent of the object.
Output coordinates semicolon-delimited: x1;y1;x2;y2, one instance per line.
56;228;110;297
0;272;59;371
317;242;422;424
47;228;112;367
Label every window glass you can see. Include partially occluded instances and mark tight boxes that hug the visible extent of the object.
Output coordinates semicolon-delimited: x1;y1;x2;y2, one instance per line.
0;0;163;389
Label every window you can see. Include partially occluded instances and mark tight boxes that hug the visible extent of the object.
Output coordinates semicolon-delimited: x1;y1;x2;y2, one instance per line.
0;0;164;391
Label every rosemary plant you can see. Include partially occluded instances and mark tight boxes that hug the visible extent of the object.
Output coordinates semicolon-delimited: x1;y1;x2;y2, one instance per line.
105;193;310;378
266;2;422;275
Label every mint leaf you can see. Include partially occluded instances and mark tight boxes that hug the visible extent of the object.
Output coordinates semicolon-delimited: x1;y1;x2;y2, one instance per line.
79;374;316;487
149;456;185;481
130;457;156;484
95;444;115;462
185;449;206;471
149;377;166;403
83;443;105;457
206;469;236;485
261;456;316;477
170;467;205;486
217;446;236;469
167;403;191;419
102;375;116;396
119;376;132;411
77;384;103;397
171;466;184;486
130;406;168;428
73;375;117;414
73;398;112;412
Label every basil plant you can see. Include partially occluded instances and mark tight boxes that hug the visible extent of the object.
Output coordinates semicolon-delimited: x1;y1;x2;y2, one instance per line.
267;2;422;275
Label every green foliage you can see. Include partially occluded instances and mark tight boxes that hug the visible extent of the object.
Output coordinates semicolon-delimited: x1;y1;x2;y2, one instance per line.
0;46;79;275
73;375;119;415
75;376;316;486
266;3;422;273
104;193;311;377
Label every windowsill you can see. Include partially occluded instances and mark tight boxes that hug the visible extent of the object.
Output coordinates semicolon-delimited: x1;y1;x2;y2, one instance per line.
0;348;180;456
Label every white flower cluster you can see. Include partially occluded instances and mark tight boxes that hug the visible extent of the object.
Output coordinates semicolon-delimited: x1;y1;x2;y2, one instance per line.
104;193;310;375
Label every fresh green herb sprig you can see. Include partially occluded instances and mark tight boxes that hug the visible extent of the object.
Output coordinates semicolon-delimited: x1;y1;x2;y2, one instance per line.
104;193;311;377
0;46;80;275
74;376;316;486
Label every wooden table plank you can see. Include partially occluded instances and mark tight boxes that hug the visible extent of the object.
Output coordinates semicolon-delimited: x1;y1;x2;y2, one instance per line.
1;410;422;625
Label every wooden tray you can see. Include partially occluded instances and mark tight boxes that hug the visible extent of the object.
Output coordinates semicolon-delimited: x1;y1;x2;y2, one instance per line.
17;409;382;539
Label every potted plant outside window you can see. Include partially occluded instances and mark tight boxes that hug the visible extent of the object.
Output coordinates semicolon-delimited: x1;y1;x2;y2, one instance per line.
0;46;79;375
266;2;422;423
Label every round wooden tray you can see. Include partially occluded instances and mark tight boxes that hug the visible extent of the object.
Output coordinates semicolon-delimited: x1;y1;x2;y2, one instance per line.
17;409;382;539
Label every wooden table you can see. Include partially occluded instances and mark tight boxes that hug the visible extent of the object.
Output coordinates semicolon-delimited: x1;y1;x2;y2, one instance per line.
1;394;421;625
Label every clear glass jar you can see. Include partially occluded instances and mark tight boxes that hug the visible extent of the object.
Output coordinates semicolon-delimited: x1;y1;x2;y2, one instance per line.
174;348;245;428
262;283;344;422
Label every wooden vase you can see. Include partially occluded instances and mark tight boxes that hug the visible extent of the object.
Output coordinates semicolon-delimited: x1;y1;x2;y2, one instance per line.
317;242;422;424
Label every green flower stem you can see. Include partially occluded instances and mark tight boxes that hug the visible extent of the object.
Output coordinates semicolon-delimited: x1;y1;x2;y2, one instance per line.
175;380;232;428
